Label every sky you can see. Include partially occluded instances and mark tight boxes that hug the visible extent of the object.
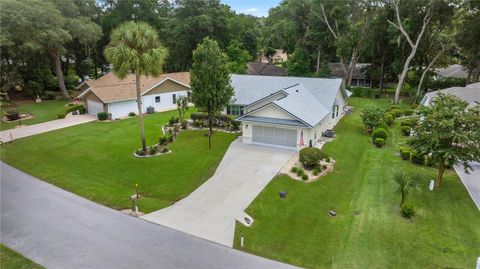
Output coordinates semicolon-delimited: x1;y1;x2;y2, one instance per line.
221;0;281;17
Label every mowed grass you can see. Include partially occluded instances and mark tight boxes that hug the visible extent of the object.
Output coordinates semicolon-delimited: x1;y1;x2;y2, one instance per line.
0;245;44;269
1;109;238;213
1;100;69;130
234;97;480;268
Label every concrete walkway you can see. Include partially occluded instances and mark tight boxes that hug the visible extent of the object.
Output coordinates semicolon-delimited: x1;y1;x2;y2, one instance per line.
142;140;295;247
0;162;298;269
454;162;480;211
0;114;96;142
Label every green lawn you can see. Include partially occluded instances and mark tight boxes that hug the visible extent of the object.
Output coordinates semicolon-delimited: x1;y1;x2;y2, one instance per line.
1;109;238;213
234;97;480;268
0;245;44;269
1;100;69;130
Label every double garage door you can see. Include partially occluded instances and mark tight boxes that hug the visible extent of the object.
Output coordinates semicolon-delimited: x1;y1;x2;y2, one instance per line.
252;125;297;148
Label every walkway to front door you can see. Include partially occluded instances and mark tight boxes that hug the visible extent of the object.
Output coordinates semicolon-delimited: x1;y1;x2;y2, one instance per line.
142;139;295;247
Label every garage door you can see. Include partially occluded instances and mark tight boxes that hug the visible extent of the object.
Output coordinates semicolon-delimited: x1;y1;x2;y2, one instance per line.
87;100;104;116
252;125;297;148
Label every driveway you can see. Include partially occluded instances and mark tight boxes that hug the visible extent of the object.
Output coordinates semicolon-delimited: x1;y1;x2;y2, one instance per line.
454;162;480;211
0;162;298;269
0;114;96;142
142;139;295;247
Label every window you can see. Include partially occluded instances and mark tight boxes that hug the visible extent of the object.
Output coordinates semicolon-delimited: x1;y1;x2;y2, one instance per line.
336;105;339;117
172;94;176;104
332;105;336;119
227;105;243;116
155;96;160;103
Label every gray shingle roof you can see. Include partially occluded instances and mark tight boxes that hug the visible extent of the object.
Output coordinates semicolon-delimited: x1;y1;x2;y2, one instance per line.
424;86;480;108
246;62;287;76
328;63;371;79
434;64;469;79
231;75;345;127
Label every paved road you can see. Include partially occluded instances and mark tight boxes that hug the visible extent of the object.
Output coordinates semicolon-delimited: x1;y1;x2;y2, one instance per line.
142;140;295;247
454;162;480;211
0;114;96;142
0;162;298;269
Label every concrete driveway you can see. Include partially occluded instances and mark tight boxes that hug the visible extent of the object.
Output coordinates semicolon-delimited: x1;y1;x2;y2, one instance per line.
454;162;480;211
1;162;298;269
0;114;96;142
142;139;295;247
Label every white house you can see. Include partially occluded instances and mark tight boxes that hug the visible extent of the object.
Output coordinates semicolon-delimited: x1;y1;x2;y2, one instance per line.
77;72;190;119
227;75;351;149
420;83;480;108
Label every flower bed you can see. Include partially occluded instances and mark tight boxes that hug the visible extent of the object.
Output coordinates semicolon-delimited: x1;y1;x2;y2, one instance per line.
279;149;335;183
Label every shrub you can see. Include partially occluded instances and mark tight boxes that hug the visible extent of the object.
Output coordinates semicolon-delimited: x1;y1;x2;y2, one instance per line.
324;157;331;163
42;91;56;100
389;105;401;110
377;122;389;130
301;174;308;181
65;104;84;115
401;126;411;136
374;138;385;147
389;109;403;118
181;120;188;129
191;112;208;122
400;147;411;160
79;107;86;114
168;116;178;126
166;133;173;142
97;112;108;121
425;156;434;167
404;109;414;116
322;164;328;170
158;136;167;145
401;118;418;128
296;168;304;176
162;147;169;153
410;151;425;165
299;147;325;169
401;203;415;218
312;167;321;176
230;120;241;131
136;149;145;156
128;112;136;117
291;167;298;173
149;146;157;155
371;128;388;141
385;113;394;126
57;113;66;119
5;111;20;121
361;106;385;130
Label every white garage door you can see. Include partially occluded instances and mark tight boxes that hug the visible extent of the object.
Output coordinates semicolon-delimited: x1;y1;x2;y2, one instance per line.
87;100;104;116
252;125;297;148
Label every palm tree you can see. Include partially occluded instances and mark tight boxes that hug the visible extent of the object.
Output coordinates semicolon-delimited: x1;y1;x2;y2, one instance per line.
392;172;421;206
104;21;167;152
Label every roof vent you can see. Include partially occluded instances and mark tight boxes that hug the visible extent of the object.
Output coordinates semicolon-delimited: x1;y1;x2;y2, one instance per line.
296;89;299;92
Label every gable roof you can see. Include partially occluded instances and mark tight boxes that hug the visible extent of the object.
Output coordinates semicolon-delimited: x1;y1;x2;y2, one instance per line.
434;64;469;79
424;86;480;108
77;72;190;103
247;62;286;76
231;75;345;127
328;63;371;79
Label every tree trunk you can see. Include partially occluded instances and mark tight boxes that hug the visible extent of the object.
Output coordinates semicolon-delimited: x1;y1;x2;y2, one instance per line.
135;73;147;152
52;49;69;99
347;51;358;87
316;48;321;74
379;53;385;93
394;49;416;104
416;48;444;103
400;191;405;207
208;115;213;149
342;61;351;87
435;163;446;189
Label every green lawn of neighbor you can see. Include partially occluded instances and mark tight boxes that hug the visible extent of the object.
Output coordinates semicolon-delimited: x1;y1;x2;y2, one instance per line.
1;109;238;213
234;97;480;268
1;100;69;131
0;245;44;269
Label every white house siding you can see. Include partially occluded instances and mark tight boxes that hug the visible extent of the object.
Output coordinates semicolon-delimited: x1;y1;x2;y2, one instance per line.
107;91;188;119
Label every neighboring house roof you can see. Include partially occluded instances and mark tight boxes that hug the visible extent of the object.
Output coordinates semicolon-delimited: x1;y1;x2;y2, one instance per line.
434;64;469;79
246;62;286;76
77;72;190;103
422;86;480;108
466;82;480;88
328;63;372;79
232;75;345;127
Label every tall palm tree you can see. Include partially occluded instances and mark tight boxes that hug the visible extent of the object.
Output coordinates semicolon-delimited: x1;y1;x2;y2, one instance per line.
392;172;421;206
104;21;167;152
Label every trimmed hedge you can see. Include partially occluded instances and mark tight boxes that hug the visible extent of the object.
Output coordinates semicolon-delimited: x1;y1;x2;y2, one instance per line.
374;138;385;147
400;147;411;160
97;112;108;121
65;104;84;114
401;126;411;136
385;113;394;126
299;147;326;169
372;127;388;141
401;203;415;218
410;151;425;165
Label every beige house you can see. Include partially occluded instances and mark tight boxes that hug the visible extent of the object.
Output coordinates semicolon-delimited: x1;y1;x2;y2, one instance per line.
77;72;190;119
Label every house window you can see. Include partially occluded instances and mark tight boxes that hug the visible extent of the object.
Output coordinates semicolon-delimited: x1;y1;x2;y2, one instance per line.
332;105;338;119
172;94;176;104
155;96;161;103
336;105;339;117
227;105;243;116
